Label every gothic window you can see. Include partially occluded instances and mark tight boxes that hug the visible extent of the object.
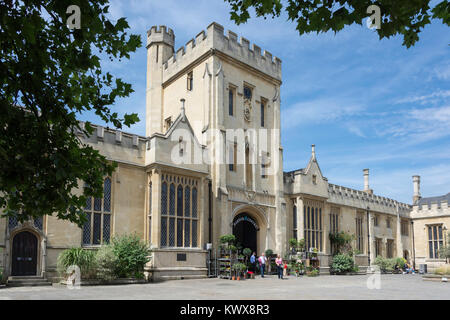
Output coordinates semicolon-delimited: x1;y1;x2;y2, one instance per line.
303;200;323;252
260;100;265;127
386;218;391;229
8;216;18;230
401;220;409;236
330;207;340;255
228;141;237;172
229;87;235;116
428;225;443;259
386;239;394;258
356;214;364;253
293;203;297;240
187;71;193;91
34;216;43;231
82;177;112;246
375;238;382;257
160;175;199;248
243;85;252;101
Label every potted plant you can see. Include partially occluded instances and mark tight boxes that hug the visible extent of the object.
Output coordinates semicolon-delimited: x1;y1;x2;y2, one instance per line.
232;263;247;280
265;249;274;274
289;238;298;254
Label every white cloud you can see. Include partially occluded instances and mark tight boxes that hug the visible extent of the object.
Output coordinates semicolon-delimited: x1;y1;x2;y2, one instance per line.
282;98;365;129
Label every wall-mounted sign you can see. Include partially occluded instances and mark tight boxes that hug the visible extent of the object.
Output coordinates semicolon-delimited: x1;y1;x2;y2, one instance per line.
233;215;260;231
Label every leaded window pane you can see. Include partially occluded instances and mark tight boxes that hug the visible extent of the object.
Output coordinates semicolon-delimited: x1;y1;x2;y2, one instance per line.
94;197;102;211
169;184;175;216
83;212;91;245
192;188;197;218
161;217;167;247
177;185;183;217
85;196;92;210
261;102;264;127
8;216;18;229
103;214;111;244
169;217;175;247
104;178;111;212
177;219;183;247
34;216;43;230
192;220;197;247
185;187;190;217
229;89;233;116
293;206;297;229
93;213;101;245
185;220;190;247
161;182;167;216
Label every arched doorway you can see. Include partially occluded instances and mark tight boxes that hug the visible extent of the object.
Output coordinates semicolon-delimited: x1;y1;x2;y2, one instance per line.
403;250;409;263
11;231;38;276
233;213;259;254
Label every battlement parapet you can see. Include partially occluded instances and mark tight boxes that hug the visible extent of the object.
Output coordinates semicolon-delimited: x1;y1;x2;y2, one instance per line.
161;22;282;84
327;183;412;215
147;25;175;48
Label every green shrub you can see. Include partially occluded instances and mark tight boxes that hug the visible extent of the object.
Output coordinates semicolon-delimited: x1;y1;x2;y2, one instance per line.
111;234;150;278
265;249;274;257
331;254;356;273
395;257;407;269
373;256;406;273
243;248;252;257
95;245;118;281
307;269;319;277
57;248;97;279
219;234;236;245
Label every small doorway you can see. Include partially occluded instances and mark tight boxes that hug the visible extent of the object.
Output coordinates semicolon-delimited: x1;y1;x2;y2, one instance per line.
232;213;259;254
403;250;409;263
11;231;38;276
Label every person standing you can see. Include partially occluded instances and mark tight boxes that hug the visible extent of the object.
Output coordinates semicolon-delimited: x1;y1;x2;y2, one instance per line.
275;254;283;279
258;252;267;278
250;252;256;273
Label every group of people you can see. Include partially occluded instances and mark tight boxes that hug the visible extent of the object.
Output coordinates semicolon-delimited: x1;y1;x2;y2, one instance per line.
249;252;286;279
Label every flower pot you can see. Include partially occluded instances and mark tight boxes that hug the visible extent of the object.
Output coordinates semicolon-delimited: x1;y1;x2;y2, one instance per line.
232;276;236;280
237;276;240;281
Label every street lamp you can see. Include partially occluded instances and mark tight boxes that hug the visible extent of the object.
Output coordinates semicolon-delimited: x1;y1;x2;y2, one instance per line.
411;221;416;271
366;206;371;267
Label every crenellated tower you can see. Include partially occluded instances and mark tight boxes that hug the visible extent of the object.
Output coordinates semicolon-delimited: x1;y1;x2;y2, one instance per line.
146;26;175;137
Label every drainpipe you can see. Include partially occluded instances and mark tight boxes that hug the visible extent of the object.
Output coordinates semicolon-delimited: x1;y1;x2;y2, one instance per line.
208;180;212;244
366;206;371;267
411;221;416;270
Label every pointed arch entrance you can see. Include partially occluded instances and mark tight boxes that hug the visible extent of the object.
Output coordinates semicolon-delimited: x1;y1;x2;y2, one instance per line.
11;231;38;276
233;213;259;254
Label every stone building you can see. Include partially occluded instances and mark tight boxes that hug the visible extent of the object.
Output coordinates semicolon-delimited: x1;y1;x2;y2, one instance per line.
0;22;447;282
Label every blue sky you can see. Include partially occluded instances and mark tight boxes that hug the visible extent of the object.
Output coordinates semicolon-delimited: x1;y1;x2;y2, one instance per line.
78;0;450;204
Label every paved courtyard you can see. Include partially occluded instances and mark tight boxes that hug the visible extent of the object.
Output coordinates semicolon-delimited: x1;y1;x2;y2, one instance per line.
0;274;448;300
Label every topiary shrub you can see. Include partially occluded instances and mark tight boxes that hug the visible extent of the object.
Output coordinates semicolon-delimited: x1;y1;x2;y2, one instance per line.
265;249;274;257
57;248;97;279
95;244;118;281
110;234;150;278
331;254;356;274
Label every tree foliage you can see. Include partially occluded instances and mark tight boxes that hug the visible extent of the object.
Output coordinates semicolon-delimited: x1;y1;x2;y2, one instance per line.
0;0;141;226
225;0;450;47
